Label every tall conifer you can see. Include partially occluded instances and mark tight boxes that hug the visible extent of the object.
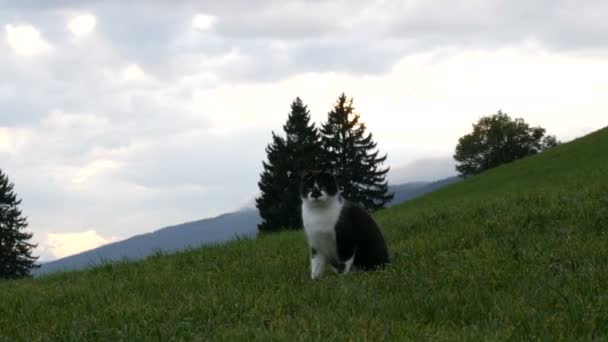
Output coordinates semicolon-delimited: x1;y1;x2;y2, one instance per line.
319;93;393;211
0;169;38;279
256;133;291;232
256;98;322;232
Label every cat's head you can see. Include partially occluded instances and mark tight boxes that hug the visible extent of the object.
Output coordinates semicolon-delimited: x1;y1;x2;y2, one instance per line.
300;170;339;205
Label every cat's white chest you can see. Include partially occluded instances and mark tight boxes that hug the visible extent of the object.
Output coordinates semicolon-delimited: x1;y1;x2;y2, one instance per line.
302;202;342;259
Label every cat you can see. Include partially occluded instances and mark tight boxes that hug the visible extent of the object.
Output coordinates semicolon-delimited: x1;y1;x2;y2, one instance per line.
300;170;390;279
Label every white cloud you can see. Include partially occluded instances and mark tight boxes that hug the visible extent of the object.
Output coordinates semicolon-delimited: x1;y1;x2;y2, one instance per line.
0;127;32;154
44;109;110;130
39;230;120;260
120;63;149;82
189;46;608;155
270;40;289;65
192;13;216;31
5;24;51;56
0;128;10;152
67;14;97;37
71;159;122;185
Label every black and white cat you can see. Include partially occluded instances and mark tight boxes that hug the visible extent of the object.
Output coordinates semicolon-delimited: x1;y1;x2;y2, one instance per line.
300;170;389;279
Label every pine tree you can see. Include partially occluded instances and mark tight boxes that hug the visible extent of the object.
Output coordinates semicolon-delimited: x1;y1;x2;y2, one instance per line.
256;98;322;232
0;169;38;279
320;93;393;212
283;97;322;173
255;133;291;233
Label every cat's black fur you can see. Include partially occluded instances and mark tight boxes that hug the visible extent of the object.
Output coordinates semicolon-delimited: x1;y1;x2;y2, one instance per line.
333;202;390;270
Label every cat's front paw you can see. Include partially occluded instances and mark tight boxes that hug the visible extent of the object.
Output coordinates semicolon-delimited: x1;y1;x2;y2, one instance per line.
311;268;324;280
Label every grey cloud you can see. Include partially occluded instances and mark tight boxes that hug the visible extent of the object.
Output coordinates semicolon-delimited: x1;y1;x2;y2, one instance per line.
0;0;101;10
150;1;608;82
120;128;269;191
9;161;239;238
16;127;271;238
0;0;423;85
385;0;608;52
5;0;606;87
2;125;270;239
3;109;208;167
212;4;345;39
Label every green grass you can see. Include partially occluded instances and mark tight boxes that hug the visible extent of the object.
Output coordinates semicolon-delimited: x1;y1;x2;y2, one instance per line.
2;127;608;341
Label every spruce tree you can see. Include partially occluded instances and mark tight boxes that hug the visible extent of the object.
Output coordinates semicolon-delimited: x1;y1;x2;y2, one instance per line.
255;133;291;233
0;169;38;279
320;93;393;212
283;97;322;173
256;98;322;232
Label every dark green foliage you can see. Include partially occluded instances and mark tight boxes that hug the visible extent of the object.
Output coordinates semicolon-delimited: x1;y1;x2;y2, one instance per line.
1;127;608;340
454;110;559;177
0;169;38;279
257;95;392;229
255;133;290;232
256;98;322;232
283;97;322;174
320;93;393;211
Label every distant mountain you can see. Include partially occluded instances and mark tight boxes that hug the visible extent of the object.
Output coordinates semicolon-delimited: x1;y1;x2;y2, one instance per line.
388;176;462;206
389;157;457;184
34;209;261;276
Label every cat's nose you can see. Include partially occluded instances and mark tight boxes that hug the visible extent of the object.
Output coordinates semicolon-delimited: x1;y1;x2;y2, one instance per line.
311;189;322;198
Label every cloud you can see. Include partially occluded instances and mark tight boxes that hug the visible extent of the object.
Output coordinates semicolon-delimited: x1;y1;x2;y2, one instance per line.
67;13;96;37
5;23;51;56
192;13;215;31
185;46;608;159
43;109;110;129
71;159;121;185
211;1;345;39
0;127;16;153
37;230;120;261
5;0;603;86
120;63;149;83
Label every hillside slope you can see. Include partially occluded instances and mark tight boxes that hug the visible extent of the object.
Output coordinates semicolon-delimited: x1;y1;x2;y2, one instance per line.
1;127;607;340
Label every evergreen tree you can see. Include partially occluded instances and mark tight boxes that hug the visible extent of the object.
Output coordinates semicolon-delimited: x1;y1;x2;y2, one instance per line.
256;98;322;232
320;93;393;212
0;169;38;279
255;133;291;233
283;97;322;173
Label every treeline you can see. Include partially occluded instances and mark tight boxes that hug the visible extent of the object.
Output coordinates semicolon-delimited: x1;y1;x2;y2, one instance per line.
255;94;393;233
256;101;559;233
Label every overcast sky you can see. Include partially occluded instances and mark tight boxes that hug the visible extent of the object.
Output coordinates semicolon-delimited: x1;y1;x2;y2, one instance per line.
1;0;607;261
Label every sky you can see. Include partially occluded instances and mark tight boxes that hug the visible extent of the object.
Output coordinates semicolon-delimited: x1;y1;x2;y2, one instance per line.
1;0;607;262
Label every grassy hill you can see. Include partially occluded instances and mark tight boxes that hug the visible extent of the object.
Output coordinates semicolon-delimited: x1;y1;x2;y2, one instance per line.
1;127;607;340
